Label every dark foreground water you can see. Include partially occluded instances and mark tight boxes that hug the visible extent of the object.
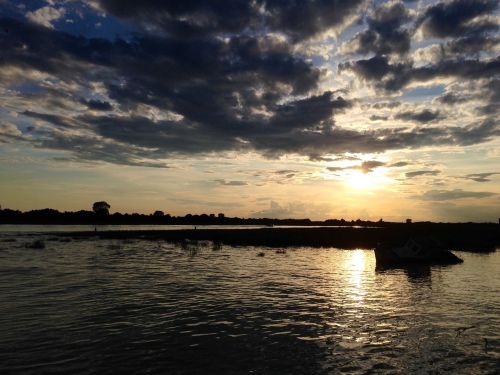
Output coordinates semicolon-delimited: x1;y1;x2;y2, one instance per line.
0;234;499;374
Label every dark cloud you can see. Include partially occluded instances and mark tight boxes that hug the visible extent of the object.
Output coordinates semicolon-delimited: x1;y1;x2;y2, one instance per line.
417;0;499;55
417;189;496;201
476;78;500;115
443;33;500;55
389;161;410;167
332;155;361;162
340;55;500;92
261;0;365;41
371;101;401;109
406;170;440;178
36;127;171;168
309;154;361;162
462;172;499;182
340;55;398;81
1;17;352;164
417;0;498;39
15;108;499;166
395;109;442;123
369;115;388;121
275;170;298;175
360;160;385;173
97;0;364;41
83;99;113;111
437;92;471;105
0;1;499;168
347;2;411;55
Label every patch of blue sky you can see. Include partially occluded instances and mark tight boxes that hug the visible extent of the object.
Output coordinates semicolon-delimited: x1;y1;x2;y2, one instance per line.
0;108;42;135
50;3;137;40
400;84;445;102
3;0;136;41
1;0;44;17
10;114;40;134
7;82;44;95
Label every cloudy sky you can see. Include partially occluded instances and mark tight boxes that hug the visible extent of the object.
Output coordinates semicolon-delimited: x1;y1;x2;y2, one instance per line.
0;0;499;221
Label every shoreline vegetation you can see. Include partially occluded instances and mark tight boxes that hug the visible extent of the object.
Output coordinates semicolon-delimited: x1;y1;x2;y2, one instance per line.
1;208;498;252
63;226;498;253
66;223;500;253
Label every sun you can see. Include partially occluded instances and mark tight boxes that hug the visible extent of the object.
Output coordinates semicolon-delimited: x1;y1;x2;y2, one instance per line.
345;171;373;190
343;169;391;190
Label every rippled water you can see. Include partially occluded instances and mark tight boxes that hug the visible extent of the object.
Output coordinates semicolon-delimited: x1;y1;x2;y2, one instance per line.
0;235;499;374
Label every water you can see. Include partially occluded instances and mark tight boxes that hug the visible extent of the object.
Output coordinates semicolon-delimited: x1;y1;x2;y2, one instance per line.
0;234;498;374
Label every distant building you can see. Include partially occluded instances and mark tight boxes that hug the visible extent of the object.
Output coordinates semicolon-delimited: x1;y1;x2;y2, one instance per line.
406;218;412;224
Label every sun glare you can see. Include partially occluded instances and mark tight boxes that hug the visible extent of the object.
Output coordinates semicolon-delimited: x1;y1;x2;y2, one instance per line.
345;171;372;190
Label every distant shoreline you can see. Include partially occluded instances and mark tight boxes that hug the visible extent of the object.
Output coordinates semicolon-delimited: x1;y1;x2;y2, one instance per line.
1;208;498;226
56;225;499;253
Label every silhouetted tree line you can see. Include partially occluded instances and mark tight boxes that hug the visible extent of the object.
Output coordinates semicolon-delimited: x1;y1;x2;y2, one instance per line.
0;207;405;226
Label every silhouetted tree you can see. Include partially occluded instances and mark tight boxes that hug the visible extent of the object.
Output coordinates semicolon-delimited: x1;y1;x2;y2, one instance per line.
153;210;164;217
92;201;110;215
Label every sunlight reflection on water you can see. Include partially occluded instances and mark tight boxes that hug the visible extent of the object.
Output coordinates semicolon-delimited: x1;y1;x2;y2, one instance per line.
0;235;498;374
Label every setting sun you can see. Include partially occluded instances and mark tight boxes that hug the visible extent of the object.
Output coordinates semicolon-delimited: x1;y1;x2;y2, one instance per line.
344;170;390;190
345;171;373;190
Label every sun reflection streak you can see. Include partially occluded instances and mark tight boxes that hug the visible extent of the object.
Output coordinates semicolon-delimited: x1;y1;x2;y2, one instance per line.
344;249;368;303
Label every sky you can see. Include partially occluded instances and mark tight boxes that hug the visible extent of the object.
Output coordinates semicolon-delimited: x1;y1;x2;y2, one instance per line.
0;0;499;222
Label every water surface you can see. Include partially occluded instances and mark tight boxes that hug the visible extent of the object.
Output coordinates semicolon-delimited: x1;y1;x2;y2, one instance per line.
0;234;498;374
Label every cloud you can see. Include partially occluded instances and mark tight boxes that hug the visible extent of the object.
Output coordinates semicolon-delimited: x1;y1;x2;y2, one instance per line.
345;2;411;55
388;161;410;167
275;169;298;175
395;109;442;123
371;101;401;109
370;115;388;121
82;99;113;111
436;92;471;105
0;122;23;141
1;2;499;168
326;160;385;174
26;6;65;29
415;0;499;55
13;107;499;167
417;189;496;201
360;160;385;173
462;172;499;182
406;170;440;178
97;0;364;41
340;55;500;92
476;78;500;116
417;0;498;38
214;179;247;186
